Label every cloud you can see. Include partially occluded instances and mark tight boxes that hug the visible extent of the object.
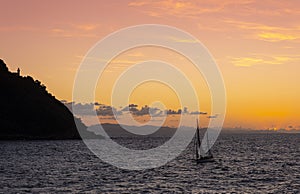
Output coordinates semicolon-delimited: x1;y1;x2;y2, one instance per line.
230;57;265;67
165;109;182;115
207;114;218;118
168;36;198;43
72;24;98;31
128;1;148;6
63;101;208;118
257;32;299;42
126;52;145;57
121;104;138;111
190;111;208;115
63;102;95;115
128;0;229;18
229;54;300;67
96;105;122;116
122;105;208;117
121;104;163;117
50;23;99;38
98;58;145;73
128;0;300;39
51;28;65;33
128;0;300;21
62;101;121;116
224;20;284;31
224;20;300;42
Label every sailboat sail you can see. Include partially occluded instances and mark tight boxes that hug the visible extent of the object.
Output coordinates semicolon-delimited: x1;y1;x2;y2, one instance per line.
194;119;214;162
195;121;200;159
195;119;202;159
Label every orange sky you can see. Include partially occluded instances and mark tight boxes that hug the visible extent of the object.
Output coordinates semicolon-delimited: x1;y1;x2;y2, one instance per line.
1;0;300;130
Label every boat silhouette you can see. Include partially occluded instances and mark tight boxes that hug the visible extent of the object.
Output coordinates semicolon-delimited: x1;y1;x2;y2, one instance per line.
194;119;214;163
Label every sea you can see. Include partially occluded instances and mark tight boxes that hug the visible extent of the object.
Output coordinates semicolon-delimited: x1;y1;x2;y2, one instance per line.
0;133;299;193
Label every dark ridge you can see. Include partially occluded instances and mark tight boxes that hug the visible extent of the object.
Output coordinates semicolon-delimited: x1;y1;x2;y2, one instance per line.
0;59;100;140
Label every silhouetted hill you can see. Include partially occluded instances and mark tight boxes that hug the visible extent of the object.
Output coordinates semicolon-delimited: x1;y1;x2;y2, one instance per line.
0;59;100;140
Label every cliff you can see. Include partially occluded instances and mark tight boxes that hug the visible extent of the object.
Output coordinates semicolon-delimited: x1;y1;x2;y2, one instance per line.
0;59;99;140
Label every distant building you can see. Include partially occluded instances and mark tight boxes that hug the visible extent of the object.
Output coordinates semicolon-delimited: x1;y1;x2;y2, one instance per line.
10;67;21;76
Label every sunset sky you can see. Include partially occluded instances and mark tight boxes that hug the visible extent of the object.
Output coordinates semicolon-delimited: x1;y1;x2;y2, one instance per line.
1;0;300;130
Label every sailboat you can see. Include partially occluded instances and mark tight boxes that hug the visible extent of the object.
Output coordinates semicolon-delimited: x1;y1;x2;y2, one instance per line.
194;120;214;163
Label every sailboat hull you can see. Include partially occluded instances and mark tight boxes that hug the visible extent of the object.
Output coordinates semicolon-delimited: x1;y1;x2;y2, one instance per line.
196;156;215;163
